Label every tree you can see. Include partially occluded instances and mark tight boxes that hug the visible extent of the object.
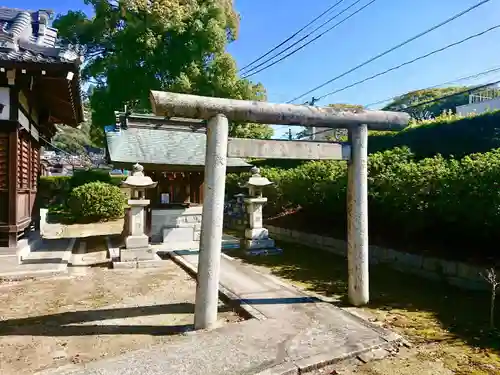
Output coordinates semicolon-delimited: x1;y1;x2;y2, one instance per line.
54;0;273;145
52;103;93;154
382;87;470;120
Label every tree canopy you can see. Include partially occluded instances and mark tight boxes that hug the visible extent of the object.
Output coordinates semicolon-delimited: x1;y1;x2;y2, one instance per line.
54;0;273;145
382;87;470;120
51;103;93;154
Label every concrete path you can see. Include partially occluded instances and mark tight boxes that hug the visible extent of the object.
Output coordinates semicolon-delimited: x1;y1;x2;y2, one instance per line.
44;249;403;375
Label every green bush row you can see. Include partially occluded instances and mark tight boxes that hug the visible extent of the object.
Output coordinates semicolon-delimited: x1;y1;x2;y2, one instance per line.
251;111;500;171
38;169;126;207
227;147;500;262
369;110;500;159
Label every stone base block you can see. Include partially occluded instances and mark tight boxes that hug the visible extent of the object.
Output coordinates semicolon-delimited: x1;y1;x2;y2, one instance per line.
120;246;154;261
245;228;269;240
246;248;283;256
163;227;194;243
222;235;241;250
69;251;109;266
159;241;199;251
125;234;149;249
0;231;42;264
245;238;276;250
113;259;170;269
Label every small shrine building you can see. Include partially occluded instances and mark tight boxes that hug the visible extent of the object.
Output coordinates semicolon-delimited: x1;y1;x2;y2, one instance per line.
106;112;251;248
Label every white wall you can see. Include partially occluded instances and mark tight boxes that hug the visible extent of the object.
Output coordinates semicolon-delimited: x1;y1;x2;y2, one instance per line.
151;206;202;249
0;87;10;120
456;97;500;116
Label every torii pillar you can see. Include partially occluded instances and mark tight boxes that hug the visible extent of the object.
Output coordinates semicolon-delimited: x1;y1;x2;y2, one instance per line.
150;91;410;329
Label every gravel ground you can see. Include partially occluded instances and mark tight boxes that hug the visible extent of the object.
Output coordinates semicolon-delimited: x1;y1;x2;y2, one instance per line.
0;262;241;375
307;345;455;375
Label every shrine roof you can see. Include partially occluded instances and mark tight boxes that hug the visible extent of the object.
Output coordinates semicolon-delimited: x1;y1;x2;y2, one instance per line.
105;115;252;169
0;7;84;127
0;8;83;65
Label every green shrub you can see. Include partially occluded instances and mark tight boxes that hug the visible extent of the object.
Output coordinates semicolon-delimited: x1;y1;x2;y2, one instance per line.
235;147;500;262
369;110;500;158
226;167;292;216
38;176;72;206
69;169;117;189
38;172;125;208
67;182;127;223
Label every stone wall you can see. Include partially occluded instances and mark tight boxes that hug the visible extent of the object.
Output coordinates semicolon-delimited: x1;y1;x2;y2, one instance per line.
265;224;488;291
151;207;202;250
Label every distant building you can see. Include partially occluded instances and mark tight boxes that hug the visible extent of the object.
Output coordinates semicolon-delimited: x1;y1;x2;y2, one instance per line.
456;87;500;116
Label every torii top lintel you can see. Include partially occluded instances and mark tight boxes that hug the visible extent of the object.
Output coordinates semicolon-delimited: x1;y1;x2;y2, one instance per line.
149;91;410;131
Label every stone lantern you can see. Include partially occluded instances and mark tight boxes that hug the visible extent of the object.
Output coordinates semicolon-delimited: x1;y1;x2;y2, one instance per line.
121;163;158;261
234;193;247;226
242;167;280;254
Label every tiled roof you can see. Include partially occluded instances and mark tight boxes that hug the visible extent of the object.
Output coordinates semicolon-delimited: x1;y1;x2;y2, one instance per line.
0;7;82;65
0;49;77;64
106;126;252;168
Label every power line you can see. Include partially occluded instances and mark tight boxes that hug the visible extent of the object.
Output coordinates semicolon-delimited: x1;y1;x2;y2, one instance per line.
402;79;500;110
239;0;346;74
275;65;500;138
40;135;93;166
315;23;500;101
243;0;361;78
287;0;494;103
40;135;76;158
364;65;500;108
274;97;319;138
302;78;500;140
242;0;377;79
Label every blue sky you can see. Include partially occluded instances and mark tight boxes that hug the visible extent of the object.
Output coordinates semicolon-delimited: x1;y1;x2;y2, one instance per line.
5;0;500;138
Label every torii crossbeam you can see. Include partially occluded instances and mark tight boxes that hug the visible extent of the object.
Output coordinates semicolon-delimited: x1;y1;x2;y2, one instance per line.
150;91;410;330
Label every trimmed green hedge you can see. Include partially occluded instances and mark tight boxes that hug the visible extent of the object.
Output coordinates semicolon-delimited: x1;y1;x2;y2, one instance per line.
369;110;500;159
38;170;126;207
227;147;500;262
250;111;500;171
67;182;127;223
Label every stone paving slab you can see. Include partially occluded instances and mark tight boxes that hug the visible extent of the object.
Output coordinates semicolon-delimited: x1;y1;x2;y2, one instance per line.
0;238;73;277
37;316;400;375
44;249;402;375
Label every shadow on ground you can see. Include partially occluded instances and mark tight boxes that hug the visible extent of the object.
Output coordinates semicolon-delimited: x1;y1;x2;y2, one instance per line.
0;302;232;336
227;238;500;355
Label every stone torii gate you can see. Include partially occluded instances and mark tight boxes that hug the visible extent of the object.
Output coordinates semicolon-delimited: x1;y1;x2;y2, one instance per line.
149;91;410;330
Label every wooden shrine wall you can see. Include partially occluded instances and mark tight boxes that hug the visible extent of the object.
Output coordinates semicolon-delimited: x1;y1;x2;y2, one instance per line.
147;171;204;207
0;128;39;242
0;133;8;224
16;129;39;226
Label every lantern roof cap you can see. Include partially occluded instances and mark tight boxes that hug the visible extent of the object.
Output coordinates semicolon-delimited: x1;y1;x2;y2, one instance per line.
244;167;273;188
122;163;158;189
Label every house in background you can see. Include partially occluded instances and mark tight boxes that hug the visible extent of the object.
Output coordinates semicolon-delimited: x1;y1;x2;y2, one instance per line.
0;7;84;249
456;86;500;116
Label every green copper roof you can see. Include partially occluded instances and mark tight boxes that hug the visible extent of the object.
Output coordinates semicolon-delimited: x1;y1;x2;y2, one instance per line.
106;126;252;168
